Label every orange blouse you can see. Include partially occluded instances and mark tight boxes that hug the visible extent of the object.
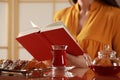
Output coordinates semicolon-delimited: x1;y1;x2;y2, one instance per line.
53;1;120;59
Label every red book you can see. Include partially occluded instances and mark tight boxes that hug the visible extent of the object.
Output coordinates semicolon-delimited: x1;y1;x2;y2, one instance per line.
16;21;83;61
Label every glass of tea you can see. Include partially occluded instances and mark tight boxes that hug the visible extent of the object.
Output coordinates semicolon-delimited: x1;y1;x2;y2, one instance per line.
51;45;73;77
51;45;67;68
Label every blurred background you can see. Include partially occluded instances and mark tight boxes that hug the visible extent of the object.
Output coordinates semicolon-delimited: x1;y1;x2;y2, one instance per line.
0;0;71;60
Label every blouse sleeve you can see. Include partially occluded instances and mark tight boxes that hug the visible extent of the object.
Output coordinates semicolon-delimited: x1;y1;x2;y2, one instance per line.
53;8;69;22
112;12;120;57
53;10;62;22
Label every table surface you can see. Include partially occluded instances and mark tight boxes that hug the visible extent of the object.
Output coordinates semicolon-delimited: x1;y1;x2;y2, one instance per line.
0;67;120;80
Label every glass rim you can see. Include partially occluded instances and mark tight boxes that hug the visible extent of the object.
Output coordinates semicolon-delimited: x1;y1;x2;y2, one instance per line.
51;45;68;50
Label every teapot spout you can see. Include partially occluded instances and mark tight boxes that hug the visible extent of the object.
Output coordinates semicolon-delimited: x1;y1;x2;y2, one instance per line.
83;53;93;66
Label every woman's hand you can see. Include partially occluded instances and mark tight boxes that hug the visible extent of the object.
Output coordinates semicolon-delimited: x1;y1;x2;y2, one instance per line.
66;53;88;68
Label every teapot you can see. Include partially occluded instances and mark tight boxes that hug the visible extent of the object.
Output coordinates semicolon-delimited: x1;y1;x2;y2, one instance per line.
84;45;120;75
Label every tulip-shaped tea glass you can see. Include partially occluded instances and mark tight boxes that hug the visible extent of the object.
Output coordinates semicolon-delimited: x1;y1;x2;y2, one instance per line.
51;45;73;77
51;45;67;67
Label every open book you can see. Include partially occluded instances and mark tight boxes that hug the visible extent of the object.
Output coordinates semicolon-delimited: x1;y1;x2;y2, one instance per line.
16;21;83;61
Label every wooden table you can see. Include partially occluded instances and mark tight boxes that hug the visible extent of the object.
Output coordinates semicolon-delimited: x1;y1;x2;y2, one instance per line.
0;67;120;80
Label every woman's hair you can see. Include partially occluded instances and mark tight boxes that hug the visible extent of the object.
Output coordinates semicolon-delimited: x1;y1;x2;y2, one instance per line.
71;0;77;4
71;0;119;8
100;0;119;8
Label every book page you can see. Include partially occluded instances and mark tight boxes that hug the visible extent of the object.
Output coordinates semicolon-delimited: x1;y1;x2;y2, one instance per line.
18;21;63;37
18;28;40;37
40;21;65;32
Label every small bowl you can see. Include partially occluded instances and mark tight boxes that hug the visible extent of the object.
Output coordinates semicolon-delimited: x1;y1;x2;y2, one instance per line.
89;65;120;75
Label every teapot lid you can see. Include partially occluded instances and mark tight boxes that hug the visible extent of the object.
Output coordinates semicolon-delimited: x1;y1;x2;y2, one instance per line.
98;45;116;58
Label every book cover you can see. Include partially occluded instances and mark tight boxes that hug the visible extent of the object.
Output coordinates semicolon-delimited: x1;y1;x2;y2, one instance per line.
16;21;83;61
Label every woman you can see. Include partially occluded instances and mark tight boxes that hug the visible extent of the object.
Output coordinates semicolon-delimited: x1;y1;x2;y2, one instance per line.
53;0;120;67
